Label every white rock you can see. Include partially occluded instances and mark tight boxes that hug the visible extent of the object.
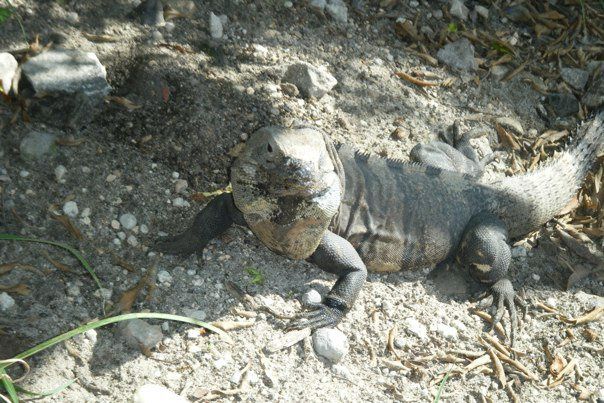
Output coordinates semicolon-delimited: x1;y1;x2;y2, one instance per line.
54;165;67;181
545;297;558;308
133;384;189;403
127;235;139;247
209;12;223;39
63;201;79;217
111;219;121;229
81;207;91;218
66;284;81;297
511;246;527;258
312;328;349;363
140;224;149;234
532;274;540;282
173;197;190;207
119;213;137;230
433;323;458;340
301;289;322;307
332;364;353;380
404;317;428;340
84;329;98;343
186;328;200;339
0;292;15;310
0;52;18;94
165;21;175;32
157;270;173;284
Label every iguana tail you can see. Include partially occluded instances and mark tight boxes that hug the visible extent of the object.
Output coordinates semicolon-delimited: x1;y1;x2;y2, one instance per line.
492;110;603;238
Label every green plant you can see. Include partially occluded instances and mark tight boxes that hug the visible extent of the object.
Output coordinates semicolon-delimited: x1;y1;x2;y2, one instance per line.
246;267;265;285
447;22;458;33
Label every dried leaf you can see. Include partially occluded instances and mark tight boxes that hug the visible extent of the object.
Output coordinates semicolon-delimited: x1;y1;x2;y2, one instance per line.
42;250;76;274
210;320;255;331
52;214;84;240
106;96;141;111
82;32;119;42
462;354;491;373
560;307;604;325
488;348;507;388
264;328;311;353
0;283;30;295
582;328;597;342
496;124;521;150
56;137;86;146
395;71;439;87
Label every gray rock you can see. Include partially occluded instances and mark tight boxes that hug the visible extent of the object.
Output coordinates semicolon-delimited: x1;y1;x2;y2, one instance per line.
209;12;223;39
120;319;163;351
21;49;111;128
583;73;604;108
331;364;353;381
54;165;67;182
404;317;428;340
449;0;469;20
546;93;579;117
182;308;207;321
22;49;110;97
437;38;477;71
560;67;589;90
0;292;15;311
63;201;79;218
174;179;188;193
157;270;173;284
133;384;189;403
312;328;349;363
282;62;337;99
119;213;137;230
511;246;527;258
173;197;190;207
136;0;165;26
326;0;348;23
491;65;509;81
0;52;18;94
301;289;322;307
20;131;57;160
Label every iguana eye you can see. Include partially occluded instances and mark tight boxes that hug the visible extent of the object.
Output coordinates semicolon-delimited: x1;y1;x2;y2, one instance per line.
267;144;273;153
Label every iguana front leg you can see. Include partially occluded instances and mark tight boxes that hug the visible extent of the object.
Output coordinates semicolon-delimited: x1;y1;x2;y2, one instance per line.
288;231;367;330
155;192;246;256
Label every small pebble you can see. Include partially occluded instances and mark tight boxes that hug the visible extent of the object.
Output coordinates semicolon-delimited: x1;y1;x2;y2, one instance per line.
284;1;293;7
54;165;67;181
111;220;121;230
19;170;30;178
433;323;458;340
172;197;190;207
63;201;79;218
532;273;541;282
174;179;188;193
84;329;98;343
81;207;91;218
186;328;200;339
120;213;137;230
0;292;15;310
301;289;322;307
117;231;127;240
545;297;557;308
182;308;207;321
404;317;428;341
127;235;139;247
140;224;149;234
151;30;163;42
66;284;81;297
157;270;173;284
120;319;163;351
164;21;175;33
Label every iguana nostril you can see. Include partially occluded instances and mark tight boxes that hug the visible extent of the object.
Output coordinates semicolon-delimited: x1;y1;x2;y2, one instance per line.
267;143;273;153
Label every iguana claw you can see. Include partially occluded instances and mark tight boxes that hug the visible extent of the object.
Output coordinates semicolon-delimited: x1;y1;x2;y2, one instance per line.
486;279;526;346
287;303;344;331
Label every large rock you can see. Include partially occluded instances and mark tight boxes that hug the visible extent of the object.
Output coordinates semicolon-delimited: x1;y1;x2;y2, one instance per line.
546;93;579;117
312;328;349;363
282;62;337;99
21;49;111;128
0;52;18;94
560;67;589;90
437;38;477;71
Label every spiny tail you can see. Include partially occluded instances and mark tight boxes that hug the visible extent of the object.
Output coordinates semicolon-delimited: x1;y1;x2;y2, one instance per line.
492;111;603;237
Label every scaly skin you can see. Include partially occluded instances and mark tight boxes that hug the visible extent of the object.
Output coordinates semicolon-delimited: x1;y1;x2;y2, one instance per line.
157;114;603;340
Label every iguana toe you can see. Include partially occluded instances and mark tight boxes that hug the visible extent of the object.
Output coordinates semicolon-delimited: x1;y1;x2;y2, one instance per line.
287;304;344;331
490;279;524;346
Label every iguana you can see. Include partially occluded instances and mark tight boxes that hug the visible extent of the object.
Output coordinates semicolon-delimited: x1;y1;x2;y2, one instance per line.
157;112;603;340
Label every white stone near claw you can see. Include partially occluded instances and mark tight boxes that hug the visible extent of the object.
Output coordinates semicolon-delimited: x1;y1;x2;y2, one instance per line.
0;292;15;311
312;328;349;363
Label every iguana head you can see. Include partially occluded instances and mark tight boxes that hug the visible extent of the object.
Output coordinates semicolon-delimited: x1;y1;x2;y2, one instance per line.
231;126;342;259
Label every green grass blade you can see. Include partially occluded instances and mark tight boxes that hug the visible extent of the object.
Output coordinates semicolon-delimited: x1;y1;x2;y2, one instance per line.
0;312;230;371
0;368;18;403
433;366;452;403
0;234;102;292
14;378;76;397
